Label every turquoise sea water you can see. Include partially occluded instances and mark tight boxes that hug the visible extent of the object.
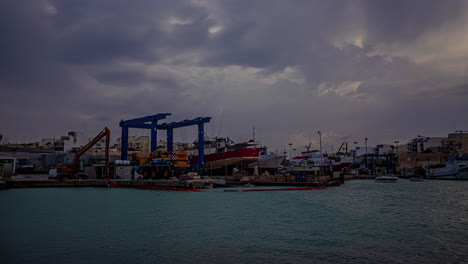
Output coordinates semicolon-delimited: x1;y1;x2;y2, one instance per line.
1;180;468;264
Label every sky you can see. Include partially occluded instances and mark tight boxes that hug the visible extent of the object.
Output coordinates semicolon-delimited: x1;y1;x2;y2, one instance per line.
1;0;467;153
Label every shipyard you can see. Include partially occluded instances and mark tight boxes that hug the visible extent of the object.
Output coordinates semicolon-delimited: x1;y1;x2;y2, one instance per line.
1;113;467;190
3;1;468;263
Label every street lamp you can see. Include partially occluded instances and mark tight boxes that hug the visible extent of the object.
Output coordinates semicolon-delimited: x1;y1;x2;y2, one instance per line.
318;131;323;175
289;143;293;159
394;140;400;172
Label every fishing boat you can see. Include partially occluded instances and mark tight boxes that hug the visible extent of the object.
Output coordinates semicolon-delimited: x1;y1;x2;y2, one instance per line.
375;175;398;183
293;150;353;170
278;159;319;174
190;137;260;169
426;157;468;179
247;152;287;169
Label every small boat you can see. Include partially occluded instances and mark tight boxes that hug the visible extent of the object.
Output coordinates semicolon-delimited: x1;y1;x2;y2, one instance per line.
426;157;468;180
244;183;256;187
375;175;398;183
294;150;353;171
278;159;319;174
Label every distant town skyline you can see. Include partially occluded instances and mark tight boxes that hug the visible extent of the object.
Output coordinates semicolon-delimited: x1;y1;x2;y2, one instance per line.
1;1;467;151
1;125;463;156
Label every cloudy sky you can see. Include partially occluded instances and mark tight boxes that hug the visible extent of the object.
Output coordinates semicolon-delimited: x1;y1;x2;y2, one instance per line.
1;0;467;152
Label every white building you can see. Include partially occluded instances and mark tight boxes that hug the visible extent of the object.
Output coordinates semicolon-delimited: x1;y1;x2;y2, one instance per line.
38;132;88;153
0;153;16;176
352;147;376;157
406;136;446;154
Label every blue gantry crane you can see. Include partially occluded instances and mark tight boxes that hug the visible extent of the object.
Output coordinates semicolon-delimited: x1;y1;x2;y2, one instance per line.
119;114;211;171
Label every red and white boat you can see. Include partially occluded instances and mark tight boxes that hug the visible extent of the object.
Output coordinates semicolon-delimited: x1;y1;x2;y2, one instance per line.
292;150;353;170
190;137;260;169
248;152;287;169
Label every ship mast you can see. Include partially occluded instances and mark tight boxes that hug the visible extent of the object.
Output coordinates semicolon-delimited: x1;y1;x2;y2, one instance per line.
252;126;255;142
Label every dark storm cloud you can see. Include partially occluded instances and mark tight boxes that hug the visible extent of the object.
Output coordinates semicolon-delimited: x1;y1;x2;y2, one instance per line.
93;70;148;86
0;0;467;146
0;1;59;90
202;1;349;72
204;21;274;68
0;0;213;141
51;0;213;65
449;84;468;97
363;0;466;43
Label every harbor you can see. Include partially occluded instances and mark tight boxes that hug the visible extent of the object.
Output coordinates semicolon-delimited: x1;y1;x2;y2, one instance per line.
3;1;468;263
1;113;468;191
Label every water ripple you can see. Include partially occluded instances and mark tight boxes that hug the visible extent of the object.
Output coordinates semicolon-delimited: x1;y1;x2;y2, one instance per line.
1;181;468;263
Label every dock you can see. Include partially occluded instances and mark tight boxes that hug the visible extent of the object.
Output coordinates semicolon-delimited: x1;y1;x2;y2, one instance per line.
3;176;214;190
1;173;346;190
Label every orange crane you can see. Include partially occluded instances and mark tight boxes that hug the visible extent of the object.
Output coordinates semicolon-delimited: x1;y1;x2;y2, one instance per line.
58;127;110;178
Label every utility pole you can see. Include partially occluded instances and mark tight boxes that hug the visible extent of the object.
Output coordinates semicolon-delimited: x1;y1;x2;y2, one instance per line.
318;131;323;175
289;143;293;159
394;140;400;172
353;141;358;163
365;137;368;169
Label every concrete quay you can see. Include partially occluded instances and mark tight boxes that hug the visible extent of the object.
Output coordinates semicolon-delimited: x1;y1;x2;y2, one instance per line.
4;180;213;189
1;174;346;190
2;176;213;190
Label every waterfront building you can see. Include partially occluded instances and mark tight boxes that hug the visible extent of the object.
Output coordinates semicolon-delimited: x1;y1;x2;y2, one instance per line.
406;136;446;154
442;131;468;156
39;131;88;153
375;144;395;155
0;153;16;177
350;147;375;157
398;152;451;171
116;136;151;153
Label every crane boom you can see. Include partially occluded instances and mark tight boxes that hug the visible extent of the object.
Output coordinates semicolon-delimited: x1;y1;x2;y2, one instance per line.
337;142;348;155
71;127;110;177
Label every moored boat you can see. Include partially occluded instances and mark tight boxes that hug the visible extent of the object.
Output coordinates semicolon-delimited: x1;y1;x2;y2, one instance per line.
294;150;353;170
190;137;260;170
248;152;287;169
426;157;468;179
278;159;319;174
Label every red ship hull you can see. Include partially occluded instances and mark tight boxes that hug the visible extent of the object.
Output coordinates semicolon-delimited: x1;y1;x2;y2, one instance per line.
191;148;260;169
